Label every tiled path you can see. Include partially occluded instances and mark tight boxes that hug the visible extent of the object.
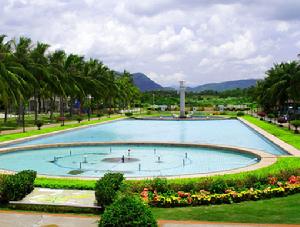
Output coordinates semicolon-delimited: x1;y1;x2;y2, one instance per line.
10;188;98;208
1;211;300;227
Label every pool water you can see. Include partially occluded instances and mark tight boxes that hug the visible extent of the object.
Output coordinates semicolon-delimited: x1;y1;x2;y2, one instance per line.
7;119;286;155
0;145;258;177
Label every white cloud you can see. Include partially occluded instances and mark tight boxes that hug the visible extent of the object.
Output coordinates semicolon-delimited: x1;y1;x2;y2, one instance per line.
0;0;299;86
157;53;180;62
212;31;256;59
276;21;290;32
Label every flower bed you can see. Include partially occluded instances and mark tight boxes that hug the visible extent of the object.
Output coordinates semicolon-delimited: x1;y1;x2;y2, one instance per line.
143;176;300;208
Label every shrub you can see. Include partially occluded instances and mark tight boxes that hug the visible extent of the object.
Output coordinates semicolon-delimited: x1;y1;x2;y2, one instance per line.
36;120;43;130
97;113;103;118
95;172;124;207
0;170;37;203
125;112;133;117
209;178;228;193
76;116;83;123
236;112;244;117
290;120;300;134
99;195;157;227
149;178;168;193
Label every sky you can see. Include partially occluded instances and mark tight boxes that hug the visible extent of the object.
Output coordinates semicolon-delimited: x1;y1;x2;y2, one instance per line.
1;0;300;86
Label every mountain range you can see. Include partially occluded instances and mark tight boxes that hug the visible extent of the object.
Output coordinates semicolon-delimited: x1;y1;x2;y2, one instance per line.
132;72;258;92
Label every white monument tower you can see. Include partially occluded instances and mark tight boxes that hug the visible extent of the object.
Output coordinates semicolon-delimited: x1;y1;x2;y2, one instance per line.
179;81;186;118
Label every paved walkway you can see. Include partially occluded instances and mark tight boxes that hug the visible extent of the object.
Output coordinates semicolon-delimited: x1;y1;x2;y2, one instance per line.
0;211;300;227
0;116;108;135
10;188;98;208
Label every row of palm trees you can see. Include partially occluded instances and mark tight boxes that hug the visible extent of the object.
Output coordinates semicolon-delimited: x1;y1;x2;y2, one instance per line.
254;59;300;117
0;35;140;127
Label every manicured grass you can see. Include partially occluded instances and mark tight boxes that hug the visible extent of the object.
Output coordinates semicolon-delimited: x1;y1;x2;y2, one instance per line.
152;193;300;224
0;115;124;142
34;157;300;190
243;115;300;150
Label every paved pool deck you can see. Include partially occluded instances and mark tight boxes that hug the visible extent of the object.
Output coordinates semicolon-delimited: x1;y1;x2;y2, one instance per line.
238;117;300;156
1;211;300;227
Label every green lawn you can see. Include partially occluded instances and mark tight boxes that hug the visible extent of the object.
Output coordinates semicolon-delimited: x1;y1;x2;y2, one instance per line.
152;193;300;224
243;115;300;150
0;115;124;142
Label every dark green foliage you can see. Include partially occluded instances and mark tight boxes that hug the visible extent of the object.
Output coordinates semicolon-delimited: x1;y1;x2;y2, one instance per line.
36;120;43;130
236;111;245;116
95;172;124;207
150;178;168;193
125;112;133;117
208;178;228;193
290;120;300;133
99;195;157;227
76;116;83;123
0;170;37;203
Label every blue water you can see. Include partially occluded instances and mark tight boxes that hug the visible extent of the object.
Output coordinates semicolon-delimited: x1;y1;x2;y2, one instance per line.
0;145;258;177
6;119;286;155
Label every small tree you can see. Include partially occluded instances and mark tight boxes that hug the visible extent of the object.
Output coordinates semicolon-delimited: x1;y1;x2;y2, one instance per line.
76;116;83;123
290;120;300;134
267;113;275;123
36;120;43;130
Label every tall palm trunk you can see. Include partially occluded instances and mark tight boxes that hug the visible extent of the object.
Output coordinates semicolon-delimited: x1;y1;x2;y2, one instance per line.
49;96;55;121
4;105;8;123
69;97;74;117
60;96;65;126
34;90;38;123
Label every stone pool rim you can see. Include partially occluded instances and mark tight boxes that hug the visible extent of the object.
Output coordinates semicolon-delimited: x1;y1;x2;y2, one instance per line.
0;141;277;180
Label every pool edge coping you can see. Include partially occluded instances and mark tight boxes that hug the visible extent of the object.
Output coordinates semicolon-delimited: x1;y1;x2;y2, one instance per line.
238;117;300;157
0;141;277;180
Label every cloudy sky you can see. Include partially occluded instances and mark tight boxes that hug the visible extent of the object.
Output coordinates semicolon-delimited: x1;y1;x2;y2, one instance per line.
1;0;300;86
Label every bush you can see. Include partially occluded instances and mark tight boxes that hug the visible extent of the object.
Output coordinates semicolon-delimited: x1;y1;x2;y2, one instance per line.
0;170;37;203
76;116;83;123
236;112;244;117
97;113;104;118
290;120;300;134
36;120;43;130
99;195;157;227
125;112;133;117
95;172;124;207
149;178;168;193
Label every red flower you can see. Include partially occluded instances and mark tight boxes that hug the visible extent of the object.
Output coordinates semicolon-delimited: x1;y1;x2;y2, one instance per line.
289;175;297;184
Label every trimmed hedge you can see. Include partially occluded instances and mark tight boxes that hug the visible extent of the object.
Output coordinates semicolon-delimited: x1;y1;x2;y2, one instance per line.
95;172;124;207
99;195;157;227
0;170;37;203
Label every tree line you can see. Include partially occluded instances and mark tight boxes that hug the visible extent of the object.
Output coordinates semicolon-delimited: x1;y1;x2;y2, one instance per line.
254;59;300;118
0;35;140;125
